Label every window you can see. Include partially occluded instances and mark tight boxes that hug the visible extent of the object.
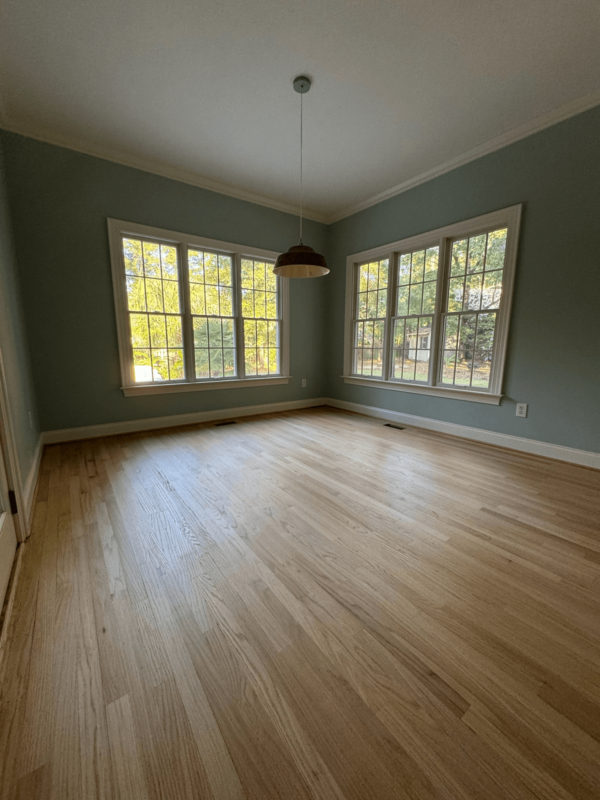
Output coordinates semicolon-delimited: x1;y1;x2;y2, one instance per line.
108;220;289;396
343;205;521;405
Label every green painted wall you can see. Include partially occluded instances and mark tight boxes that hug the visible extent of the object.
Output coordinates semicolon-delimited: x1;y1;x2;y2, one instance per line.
0;139;39;483
326;105;600;454
0;132;329;432
2;105;599;455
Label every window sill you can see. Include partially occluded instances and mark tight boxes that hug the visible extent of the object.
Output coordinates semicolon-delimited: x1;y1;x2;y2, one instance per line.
123;376;291;397
342;376;502;405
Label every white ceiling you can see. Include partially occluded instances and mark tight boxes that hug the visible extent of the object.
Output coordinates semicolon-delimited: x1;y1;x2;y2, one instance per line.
1;0;600;222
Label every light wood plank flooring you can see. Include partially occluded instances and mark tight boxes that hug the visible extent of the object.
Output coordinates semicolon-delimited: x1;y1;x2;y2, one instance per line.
1;407;600;799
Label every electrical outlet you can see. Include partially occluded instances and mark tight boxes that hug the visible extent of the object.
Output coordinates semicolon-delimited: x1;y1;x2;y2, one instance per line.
516;403;528;418
301;379;307;388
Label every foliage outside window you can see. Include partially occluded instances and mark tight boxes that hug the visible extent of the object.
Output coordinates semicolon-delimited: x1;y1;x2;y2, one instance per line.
108;220;289;396
345;206;521;403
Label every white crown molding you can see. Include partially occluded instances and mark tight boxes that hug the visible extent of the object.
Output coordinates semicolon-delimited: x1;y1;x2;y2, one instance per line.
3;88;600;226
328;90;600;223
326;398;600;470
0;119;329;224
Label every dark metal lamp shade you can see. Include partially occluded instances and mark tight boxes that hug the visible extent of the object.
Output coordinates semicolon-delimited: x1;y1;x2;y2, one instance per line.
273;244;329;278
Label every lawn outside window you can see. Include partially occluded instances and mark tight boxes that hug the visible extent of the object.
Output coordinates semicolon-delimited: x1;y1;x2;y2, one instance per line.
343;205;522;405
107;219;290;396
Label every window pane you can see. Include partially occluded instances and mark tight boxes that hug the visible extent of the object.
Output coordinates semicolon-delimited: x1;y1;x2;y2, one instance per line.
130;313;149;348
266;292;277;319
204;253;218;285
451;240;467;275
195;349;210;379
377;289;387;317
220;287;233;317
241;259;253;288
425;247;439;280
224;348;236;376
209;348;223;378
393;319;404;349
151;349;169;381
367;263;378;290
218;255;232;286
367;292;378;318
245;320;256;346
464;273;483;311
472;352;492;388
133;349;152;383
475;312;496;350
358;292;368;319
394;245;438;385
163;280;180;313
242;289;254;317
146;279;163;312
126;276;146;311
415;352;430;382
254;292;266;319
411;251;425;283
166;316;182;348
265;268;277;292
398;254;411;285
206;285;219;315
409;284;423;315
373;320;385;350
189;250;204;282
448;277;464;312
223;319;235;347
149;315;167;348
190;283;205;315
454;355;472;386
402;352;416;381
372;350;383;376
482;270;503;309
444;315;459;349
268;348;279;374
467;235;486;273
458;314;477;357
441;351;457;384
193;318;208;348
359;264;369;292
123;239;143;275
422;281;437;313
397;286;409;316
143;242;161;277
168;350;184;380
161;245;178;278
485;229;507;270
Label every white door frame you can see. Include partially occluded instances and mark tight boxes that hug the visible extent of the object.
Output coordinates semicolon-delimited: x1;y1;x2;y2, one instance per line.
0;349;28;542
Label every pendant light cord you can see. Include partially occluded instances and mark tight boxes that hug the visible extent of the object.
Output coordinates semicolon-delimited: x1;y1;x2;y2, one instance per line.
299;90;303;245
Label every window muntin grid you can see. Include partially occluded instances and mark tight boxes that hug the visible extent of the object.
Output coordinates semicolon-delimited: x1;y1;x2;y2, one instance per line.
391;246;439;383
188;249;236;380
353;258;388;376
123;237;184;383
441;228;507;389
241;258;280;376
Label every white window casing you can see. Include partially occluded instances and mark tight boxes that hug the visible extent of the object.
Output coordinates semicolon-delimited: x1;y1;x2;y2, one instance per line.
342;205;522;405
107;219;290;396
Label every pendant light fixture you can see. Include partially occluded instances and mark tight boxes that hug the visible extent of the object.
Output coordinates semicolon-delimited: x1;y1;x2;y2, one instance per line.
273;76;329;279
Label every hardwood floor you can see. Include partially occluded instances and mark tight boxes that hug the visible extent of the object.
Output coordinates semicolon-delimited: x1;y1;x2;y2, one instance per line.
1;407;600;799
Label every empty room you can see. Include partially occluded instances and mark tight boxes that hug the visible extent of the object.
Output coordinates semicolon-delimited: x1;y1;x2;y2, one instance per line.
0;1;599;798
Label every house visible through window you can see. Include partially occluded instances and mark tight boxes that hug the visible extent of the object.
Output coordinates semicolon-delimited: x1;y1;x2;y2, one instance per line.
108;220;290;396
344;205;521;404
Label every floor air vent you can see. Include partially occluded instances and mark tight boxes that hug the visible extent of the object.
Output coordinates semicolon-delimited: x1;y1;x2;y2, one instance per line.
384;423;405;431
215;420;237;427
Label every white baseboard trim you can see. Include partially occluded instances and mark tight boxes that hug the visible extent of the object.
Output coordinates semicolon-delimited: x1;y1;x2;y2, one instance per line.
39;396;599;470
41;397;328;444
326;398;600;470
22;437;43;525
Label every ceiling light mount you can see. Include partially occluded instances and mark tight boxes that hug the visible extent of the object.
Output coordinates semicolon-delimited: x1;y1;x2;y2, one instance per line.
293;75;311;94
273;75;329;279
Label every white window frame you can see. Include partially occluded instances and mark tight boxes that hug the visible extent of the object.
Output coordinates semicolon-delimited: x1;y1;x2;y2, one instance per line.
343;205;522;405
107;219;290;396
